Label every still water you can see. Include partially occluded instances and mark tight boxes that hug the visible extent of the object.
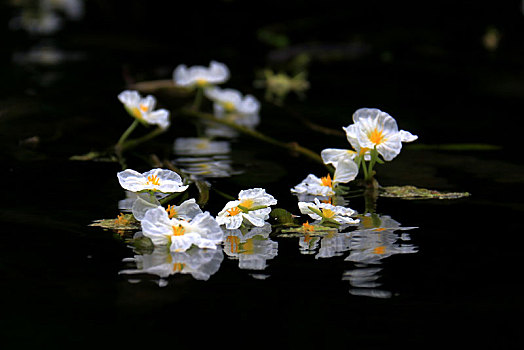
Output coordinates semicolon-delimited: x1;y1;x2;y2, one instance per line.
2;1;524;348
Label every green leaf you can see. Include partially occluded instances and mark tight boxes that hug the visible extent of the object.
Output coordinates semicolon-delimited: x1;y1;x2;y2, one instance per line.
270;208;297;225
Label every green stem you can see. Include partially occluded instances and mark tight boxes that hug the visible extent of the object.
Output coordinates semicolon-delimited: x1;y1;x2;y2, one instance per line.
192;87;204;111
181;108;324;165
119;127;166;153
116;119;140;148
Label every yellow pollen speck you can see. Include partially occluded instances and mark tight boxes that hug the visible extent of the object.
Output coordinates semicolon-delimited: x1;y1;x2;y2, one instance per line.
139;103;148;112
227;207;242;216
368;128;386;145
171;225;186;236
320;174;333;188
321;208;336;219
166;205;177;219
374;227;387;232
146;174;161;186
373;246;386;254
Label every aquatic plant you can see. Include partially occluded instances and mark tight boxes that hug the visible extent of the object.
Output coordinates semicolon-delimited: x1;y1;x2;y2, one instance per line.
216;188;277;229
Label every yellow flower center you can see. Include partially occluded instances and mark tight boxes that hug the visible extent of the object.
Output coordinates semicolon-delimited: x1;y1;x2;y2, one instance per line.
368;128;386;145
320;174;333;188
373;227;387;232
321;208;336;219
146;174;161;186
373;246;386;255
114;213;129;225
302;221;315;233
239;199;254;209
166;205;177;219
227;207;242;216
223;101;236;112
195;78;207;87
171;225;186;236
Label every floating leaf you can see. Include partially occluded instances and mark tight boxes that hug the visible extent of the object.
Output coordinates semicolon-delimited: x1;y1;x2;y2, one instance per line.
90;214;140;230
379;185;470;200
270;208;297;226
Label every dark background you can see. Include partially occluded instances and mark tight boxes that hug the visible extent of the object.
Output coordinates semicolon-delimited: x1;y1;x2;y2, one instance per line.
2;1;524;349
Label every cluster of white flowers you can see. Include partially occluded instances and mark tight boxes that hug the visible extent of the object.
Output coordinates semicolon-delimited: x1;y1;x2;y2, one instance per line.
111;60;419;265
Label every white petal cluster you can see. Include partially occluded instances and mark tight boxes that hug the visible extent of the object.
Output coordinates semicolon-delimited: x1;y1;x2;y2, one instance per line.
141;206;224;252
117;168;189;193
291;174;336;196
173;61;230;88
343;108;417;161
118;90;170;129
216;188;277;229
204;87;260;116
298;198;359;225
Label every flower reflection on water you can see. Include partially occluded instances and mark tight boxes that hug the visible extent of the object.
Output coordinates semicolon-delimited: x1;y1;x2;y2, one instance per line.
120;243;224;286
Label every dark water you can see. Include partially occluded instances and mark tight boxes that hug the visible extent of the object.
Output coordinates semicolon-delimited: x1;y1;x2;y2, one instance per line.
2;1;524;348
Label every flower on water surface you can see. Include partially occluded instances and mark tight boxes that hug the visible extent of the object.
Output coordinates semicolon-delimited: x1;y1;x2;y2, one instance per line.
132;197;203;222
117;168;189;193
204;87;261;117
320;148;359;184
343;108;417;161
141;206;224;252
118;90;170;129
173;61;230;88
291;173;338;196
216;188;277;229
298;198;359;225
174;137;231;156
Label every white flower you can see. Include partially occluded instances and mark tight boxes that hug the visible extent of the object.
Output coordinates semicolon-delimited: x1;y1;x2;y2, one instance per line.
290;174;336;196
118;90;170;129
132;197;202;222
298;198;359;225
216;188;277;229
320;148;359;184
117;168;189;193
173;60;230;88
204;87;260;116
141;206;224;252
343;108;417;161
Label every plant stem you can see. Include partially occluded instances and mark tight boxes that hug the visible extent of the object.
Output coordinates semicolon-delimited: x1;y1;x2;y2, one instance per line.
192;87;204;111
181;108;324;165
116;119;140;148
119;127;166;153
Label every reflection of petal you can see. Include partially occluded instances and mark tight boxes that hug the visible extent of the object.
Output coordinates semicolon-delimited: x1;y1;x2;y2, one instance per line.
349;288;392;299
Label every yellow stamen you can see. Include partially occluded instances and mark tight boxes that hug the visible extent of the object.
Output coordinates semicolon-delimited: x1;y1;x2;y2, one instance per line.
321;208;336;219
368;128;386;145
321;197;332;204
239;199;254;209
139;103;148;112
320;174;333;188
166;205;177;219
373;227;387;232
223;101;236;112
373;246;386;255
171;225;186;236
130;107;143;119
302;221;315;233
195;78;207;87
146;174;161;186
114;213;129;225
227;207;242;216
359;147;370;156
